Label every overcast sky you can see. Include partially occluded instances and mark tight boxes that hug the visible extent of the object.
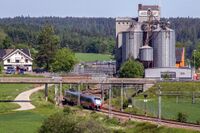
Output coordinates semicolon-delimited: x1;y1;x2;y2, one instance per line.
0;0;199;18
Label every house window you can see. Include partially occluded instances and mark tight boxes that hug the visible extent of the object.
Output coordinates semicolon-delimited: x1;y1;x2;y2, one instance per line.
7;59;10;63
25;59;28;63
16;60;20;63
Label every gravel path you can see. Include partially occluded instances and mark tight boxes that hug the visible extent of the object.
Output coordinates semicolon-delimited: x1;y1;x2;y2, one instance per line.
14;85;46;111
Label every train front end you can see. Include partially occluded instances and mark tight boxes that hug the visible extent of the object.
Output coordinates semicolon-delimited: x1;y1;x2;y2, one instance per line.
93;97;103;110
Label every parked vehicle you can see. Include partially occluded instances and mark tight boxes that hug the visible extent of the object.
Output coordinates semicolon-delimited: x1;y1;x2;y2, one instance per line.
19;68;25;74
6;67;16;74
63;90;103;110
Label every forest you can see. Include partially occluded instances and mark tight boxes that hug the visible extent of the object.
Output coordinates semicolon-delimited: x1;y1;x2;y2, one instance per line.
0;17;199;59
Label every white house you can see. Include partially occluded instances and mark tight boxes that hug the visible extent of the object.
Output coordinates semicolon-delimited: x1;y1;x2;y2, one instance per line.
0;49;33;71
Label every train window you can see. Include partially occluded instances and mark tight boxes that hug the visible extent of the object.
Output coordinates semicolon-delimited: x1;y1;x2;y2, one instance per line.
86;98;90;102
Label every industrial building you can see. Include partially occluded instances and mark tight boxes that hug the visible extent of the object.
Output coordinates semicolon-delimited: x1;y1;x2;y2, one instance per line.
116;4;192;80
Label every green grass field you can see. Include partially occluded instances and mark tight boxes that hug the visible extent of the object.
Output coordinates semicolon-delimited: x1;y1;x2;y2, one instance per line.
0;84;33;113
134;97;200;123
75;53;114;62
0;85;60;133
131;82;200;123
0;83;199;133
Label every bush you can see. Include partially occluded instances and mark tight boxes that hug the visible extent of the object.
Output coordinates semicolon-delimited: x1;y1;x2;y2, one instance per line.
119;59;144;78
105;116;120;125
39;112;109;133
63;106;73;115
196;120;200;125
125;108;138;115
176;112;188;122
76;105;83;110
74;119;110;133
123;100;129;109
39;113;78;133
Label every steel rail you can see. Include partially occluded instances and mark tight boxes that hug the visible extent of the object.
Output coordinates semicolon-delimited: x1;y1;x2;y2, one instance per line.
100;107;200;131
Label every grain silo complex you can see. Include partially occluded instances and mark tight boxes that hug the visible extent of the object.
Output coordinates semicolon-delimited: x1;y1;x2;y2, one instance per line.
116;4;192;80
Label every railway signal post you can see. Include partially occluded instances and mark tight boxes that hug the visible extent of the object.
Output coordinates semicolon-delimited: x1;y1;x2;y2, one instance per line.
144;94;148;116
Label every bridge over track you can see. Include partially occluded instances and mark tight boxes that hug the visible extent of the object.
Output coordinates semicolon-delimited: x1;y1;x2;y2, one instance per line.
0;77;157;85
0;77;157;105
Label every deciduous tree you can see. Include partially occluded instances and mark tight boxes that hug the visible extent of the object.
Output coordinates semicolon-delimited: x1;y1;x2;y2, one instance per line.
51;48;77;72
119;59;144;78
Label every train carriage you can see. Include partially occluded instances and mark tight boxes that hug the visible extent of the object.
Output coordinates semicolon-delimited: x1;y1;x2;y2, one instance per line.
64;90;103;110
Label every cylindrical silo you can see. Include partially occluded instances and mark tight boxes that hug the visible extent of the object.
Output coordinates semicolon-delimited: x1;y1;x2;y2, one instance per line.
116;32;123;70
121;29;143;63
152;27;176;68
139;46;153;61
117;33;123;48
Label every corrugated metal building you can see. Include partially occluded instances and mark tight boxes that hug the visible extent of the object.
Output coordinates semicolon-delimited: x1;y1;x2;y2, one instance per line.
145;68;192;80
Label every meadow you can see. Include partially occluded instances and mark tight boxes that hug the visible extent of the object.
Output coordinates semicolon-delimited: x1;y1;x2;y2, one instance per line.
0;84;33;113
75;53;113;62
124;82;200;123
0;82;200;133
0;85;60;133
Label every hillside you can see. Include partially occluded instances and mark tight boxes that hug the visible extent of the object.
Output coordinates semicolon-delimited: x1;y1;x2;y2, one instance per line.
0;17;200;57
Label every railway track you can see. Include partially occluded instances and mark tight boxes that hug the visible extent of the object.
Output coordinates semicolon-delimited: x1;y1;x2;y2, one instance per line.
100;107;200;131
63;80;200;131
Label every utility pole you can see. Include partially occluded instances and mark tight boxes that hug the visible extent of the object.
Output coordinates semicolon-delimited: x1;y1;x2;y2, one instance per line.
59;79;62;105
158;85;162;120
101;83;104;104
78;83;81;106
192;92;195;104
109;85;112;118
55;84;59;105
45;83;48;102
120;82;124;112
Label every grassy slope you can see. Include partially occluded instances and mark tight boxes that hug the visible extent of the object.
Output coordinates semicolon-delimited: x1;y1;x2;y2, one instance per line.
0;83;199;133
0;86;60;133
133;82;200;123
0;84;33;113
75;53;113;62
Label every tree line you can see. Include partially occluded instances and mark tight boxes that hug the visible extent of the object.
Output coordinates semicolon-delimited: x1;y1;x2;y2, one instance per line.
0;17;200;58
0;17;115;54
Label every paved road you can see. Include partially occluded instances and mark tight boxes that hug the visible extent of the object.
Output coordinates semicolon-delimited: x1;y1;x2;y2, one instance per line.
14;85;46;111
